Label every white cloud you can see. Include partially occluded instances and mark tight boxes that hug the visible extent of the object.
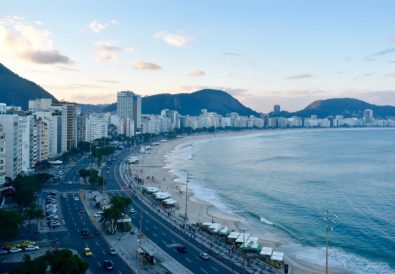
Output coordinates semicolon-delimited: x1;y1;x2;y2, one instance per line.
124;47;135;53
189;70;205;77
0;16;73;65
133;61;161;70
155;31;189;47
95;41;121;61
89;19;118;33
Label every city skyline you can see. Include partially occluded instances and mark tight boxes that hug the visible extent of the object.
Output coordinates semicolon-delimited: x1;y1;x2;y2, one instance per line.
1;1;395;112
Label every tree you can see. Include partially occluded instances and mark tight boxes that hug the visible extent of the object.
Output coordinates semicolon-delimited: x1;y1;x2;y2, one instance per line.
98;176;105;193
12;175;41;207
0;209;22;242
100;196;131;234
33;173;53;184
10;249;88;274
25;203;44;226
47;249;89;274
9;254;47;274
78;169;90;183
88;169;99;184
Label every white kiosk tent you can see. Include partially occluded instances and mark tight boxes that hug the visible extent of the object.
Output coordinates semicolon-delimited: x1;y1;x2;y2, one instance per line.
240;236;260;252
260;246;273;257
271;251;284;262
235;233;250;245
226;232;240;243
153;191;171;200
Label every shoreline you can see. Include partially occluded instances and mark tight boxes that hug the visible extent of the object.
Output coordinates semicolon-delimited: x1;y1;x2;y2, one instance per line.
132;129;351;274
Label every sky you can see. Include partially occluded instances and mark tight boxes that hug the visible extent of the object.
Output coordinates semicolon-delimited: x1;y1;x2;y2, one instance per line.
1;0;395;112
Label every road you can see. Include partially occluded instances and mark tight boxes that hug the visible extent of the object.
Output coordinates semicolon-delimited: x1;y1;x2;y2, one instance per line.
58;157;134;274
104;148;242;274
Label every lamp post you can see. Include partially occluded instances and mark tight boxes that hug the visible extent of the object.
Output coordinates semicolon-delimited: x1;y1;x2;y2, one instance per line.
240;227;247;274
184;171;191;220
324;209;337;274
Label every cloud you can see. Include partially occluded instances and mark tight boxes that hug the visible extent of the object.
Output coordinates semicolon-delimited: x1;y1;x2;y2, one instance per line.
95;41;122;61
124;47;135;53
133;61;161;70
155;31;189;47
223;52;246;57
89;19;118;32
368;47;395;59
96;79;119;84
285;73;313;80
0;16;74;65
189;70;205;77
384;73;395;77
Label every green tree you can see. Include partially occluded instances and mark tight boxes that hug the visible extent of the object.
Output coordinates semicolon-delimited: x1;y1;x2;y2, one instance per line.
47;249;89;274
88;168;99;184
25;203;44;226
9;254;47;274
0;209;22;242
12;175;41;207
100;195;131;234
78;169;90;183
98;176;105;193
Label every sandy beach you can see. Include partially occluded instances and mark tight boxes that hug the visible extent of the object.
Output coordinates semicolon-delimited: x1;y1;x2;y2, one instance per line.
129;130;349;274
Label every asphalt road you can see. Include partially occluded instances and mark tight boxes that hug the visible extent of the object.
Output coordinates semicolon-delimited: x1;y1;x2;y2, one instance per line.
104;149;242;274
58;157;134;274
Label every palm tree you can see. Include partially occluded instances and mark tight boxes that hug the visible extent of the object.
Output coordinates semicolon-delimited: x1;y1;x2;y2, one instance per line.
25;204;44;226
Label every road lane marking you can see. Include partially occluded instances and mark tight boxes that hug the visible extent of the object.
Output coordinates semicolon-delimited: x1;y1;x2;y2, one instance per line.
97;262;101;267
162;241;168;245
210;266;219;272
95;241;99;246
185;257;192;263
102;250;105;255
200;268;208;274
153;225;158;230
161;231;167;236
152;232;158;237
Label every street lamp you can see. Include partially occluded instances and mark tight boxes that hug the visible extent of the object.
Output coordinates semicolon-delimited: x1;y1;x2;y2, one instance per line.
240;227;247;274
324;209;337;274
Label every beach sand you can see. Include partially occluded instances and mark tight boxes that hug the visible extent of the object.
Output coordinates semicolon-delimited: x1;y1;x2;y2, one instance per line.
130;130;349;274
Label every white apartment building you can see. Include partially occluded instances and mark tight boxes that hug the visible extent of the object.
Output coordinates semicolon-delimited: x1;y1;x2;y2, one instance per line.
117;91;142;133
19;115;37;171
85;113;109;142
34;111;60;158
0;114;22;179
28;98;53;112
0;125;5;185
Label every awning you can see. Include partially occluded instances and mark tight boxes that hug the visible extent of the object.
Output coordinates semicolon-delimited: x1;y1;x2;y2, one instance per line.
240;236;260;251
139;241;157;256
260;246;273;256
236;233;250;244
227;232;240;240
271;251;284;261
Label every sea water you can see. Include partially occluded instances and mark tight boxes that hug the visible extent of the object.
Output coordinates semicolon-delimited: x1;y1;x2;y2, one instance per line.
169;128;395;274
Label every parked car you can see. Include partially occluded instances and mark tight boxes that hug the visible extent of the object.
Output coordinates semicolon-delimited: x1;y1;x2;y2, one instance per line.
109;248;117;255
0;249;8;255
62;193;67;198
84;247;92;257
24;245;39;251
199;252;210;260
103;260;113;270
74;196;79;201
129;208;136;214
9;247;22;253
79;208;85;213
176;246;187;254
94;211;103;218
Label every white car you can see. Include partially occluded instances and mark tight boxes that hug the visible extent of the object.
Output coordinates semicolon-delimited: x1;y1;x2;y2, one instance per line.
9;247;22;253
129;208;136;214
94;211;103;218
74;196;79;201
25;245;39;251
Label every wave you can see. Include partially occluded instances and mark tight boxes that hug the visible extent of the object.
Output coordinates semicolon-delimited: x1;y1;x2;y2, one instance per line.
282;243;395;274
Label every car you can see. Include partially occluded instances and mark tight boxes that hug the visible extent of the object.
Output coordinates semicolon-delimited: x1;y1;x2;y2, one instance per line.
24;245;39;251
74;196;79;201
9;247;22;253
129;208;136;214
0;249;8;255
84;247;93;257
49;222;61;227
79;208;85;213
67;181;72;184
199;252;210;260
94;211;103;218
109;248;116;255
103;260;113;270
176;246;187;254
62;193;67;198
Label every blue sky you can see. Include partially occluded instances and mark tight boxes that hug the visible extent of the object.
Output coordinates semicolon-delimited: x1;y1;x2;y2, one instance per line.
1;0;395;112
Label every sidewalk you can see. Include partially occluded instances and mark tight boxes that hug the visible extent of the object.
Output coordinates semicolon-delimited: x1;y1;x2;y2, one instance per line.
81;190;191;274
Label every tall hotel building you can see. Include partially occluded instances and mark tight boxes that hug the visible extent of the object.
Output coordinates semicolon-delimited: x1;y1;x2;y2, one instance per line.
117;91;141;133
61;103;78;152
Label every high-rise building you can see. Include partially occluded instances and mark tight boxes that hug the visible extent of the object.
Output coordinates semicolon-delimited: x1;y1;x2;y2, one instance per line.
363;109;374;124
117;91;141;133
274;104;281;115
0;125;5;185
85;113;109;142
61;103;77;152
28;98;54;112
19;115;37;171
0;115;22;178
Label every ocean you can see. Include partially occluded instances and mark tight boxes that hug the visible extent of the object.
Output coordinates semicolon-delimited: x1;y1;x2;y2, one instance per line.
168;128;395;274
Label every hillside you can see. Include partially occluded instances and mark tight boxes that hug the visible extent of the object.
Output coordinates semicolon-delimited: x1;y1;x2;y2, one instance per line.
276;98;395;118
103;89;259;116
0;63;57;109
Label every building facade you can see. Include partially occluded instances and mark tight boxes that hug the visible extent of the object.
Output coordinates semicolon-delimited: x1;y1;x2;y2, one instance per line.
117;91;141;133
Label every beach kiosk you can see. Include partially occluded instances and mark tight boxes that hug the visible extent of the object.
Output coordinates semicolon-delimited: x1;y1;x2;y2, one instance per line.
270;251;285;269
235;232;250;248
240;236;260;255
260;246;273;261
162;198;177;208
226;231;240;244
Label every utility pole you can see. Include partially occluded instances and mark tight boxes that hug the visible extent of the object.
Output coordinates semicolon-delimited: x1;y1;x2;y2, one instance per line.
241;227;246;274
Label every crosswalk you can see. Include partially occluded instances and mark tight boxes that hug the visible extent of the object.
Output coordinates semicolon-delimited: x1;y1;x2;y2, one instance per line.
61;189;132;195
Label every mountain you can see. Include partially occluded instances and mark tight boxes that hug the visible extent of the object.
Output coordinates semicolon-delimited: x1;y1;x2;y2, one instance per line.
279;98;395;118
0;63;57;109
103;89;259;116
